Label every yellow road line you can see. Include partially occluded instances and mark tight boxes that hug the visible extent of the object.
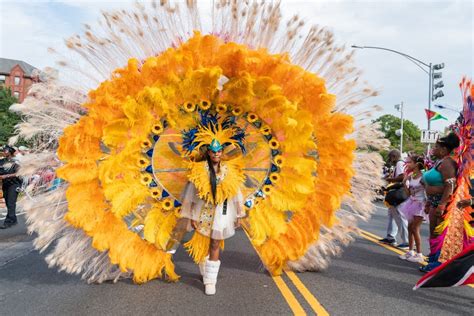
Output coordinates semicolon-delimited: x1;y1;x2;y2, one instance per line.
359;230;406;256
241;228;306;315
273;275;307;316
360;229;384;240
359;229;428;265
286;271;330;316
361;230;474;288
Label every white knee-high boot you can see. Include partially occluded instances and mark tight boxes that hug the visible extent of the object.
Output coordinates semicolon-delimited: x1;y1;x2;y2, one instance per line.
199;256;209;277
203;259;220;295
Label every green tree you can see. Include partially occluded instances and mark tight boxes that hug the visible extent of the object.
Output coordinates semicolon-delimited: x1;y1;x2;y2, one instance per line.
374;114;426;158
0;86;20;144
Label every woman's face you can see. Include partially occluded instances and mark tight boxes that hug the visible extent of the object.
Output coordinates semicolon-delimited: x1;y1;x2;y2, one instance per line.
388;152;399;164
432;142;446;158
405;157;415;172
209;149;222;163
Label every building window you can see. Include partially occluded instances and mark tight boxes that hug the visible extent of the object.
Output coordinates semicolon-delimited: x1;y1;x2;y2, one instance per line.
0;75;5;84
13;91;20;99
14;76;21;85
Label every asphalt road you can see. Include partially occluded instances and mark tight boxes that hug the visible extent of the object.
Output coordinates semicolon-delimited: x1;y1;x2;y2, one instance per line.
0;204;472;315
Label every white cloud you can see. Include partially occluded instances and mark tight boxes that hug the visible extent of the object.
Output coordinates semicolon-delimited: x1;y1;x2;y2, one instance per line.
281;0;473;130
1;1;77;68
1;0;472;131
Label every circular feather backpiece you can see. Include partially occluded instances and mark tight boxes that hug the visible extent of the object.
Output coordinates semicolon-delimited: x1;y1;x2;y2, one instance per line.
12;1;387;283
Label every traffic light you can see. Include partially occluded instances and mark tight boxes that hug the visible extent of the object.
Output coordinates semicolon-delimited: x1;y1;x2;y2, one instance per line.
432;63;444;101
433;81;444;89
433;90;444;99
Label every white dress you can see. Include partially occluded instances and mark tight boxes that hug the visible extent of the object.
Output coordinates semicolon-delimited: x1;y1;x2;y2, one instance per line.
398;175;426;221
180;181;245;240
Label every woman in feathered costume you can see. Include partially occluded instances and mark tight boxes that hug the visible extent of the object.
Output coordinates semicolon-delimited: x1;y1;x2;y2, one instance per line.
178;111;247;295
421;78;474;273
10;1;388;289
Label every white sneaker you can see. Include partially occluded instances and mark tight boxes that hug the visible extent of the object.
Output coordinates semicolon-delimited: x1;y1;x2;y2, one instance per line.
205;283;216;295
407;253;425;263
399;250;415;260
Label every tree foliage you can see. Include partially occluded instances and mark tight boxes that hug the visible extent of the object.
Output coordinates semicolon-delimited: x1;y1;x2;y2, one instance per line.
374;114;426;156
0;86;20;144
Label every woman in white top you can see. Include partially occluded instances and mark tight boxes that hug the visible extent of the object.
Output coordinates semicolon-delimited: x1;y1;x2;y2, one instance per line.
180;148;246;241
179;139;246;295
398;155;426;263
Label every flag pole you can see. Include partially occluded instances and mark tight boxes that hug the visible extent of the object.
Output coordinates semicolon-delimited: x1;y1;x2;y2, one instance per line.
427;63;433;154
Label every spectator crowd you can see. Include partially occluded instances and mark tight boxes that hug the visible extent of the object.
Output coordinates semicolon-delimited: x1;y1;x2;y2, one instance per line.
380;133;474;273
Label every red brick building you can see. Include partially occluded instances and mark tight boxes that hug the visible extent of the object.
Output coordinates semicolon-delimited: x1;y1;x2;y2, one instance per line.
0;58;40;102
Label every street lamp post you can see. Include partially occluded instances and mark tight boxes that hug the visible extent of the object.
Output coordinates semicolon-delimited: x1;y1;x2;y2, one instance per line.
351;45;444;151
428;62;432;132
395;102;404;154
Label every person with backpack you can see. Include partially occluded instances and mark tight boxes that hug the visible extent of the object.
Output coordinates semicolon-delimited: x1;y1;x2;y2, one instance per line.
379;149;409;248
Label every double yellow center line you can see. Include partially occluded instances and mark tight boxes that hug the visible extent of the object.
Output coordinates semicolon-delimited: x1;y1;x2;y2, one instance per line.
270;271;330;315
243;229;329;315
246;226;472;315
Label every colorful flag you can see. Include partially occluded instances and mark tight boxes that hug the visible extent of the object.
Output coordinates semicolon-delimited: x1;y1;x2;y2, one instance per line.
414;243;474;290
425;109;448;121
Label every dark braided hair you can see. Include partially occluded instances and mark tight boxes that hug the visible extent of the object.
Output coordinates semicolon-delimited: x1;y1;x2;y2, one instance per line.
409;154;425;171
437;132;460;152
206;152;217;203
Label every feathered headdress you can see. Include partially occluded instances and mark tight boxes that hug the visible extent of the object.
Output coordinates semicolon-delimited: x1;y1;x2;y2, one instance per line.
182;110;246;155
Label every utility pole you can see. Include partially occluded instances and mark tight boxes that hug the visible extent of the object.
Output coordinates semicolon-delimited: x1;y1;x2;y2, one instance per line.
395;102;404;154
428;63;432;131
429;63;445;153
427;63;432;153
400;101;404;154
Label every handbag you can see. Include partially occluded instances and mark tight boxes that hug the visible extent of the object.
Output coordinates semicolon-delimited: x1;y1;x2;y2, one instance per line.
384;183;408;206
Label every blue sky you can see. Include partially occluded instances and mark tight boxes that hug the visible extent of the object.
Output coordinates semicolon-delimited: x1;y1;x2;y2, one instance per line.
1;0;472;131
